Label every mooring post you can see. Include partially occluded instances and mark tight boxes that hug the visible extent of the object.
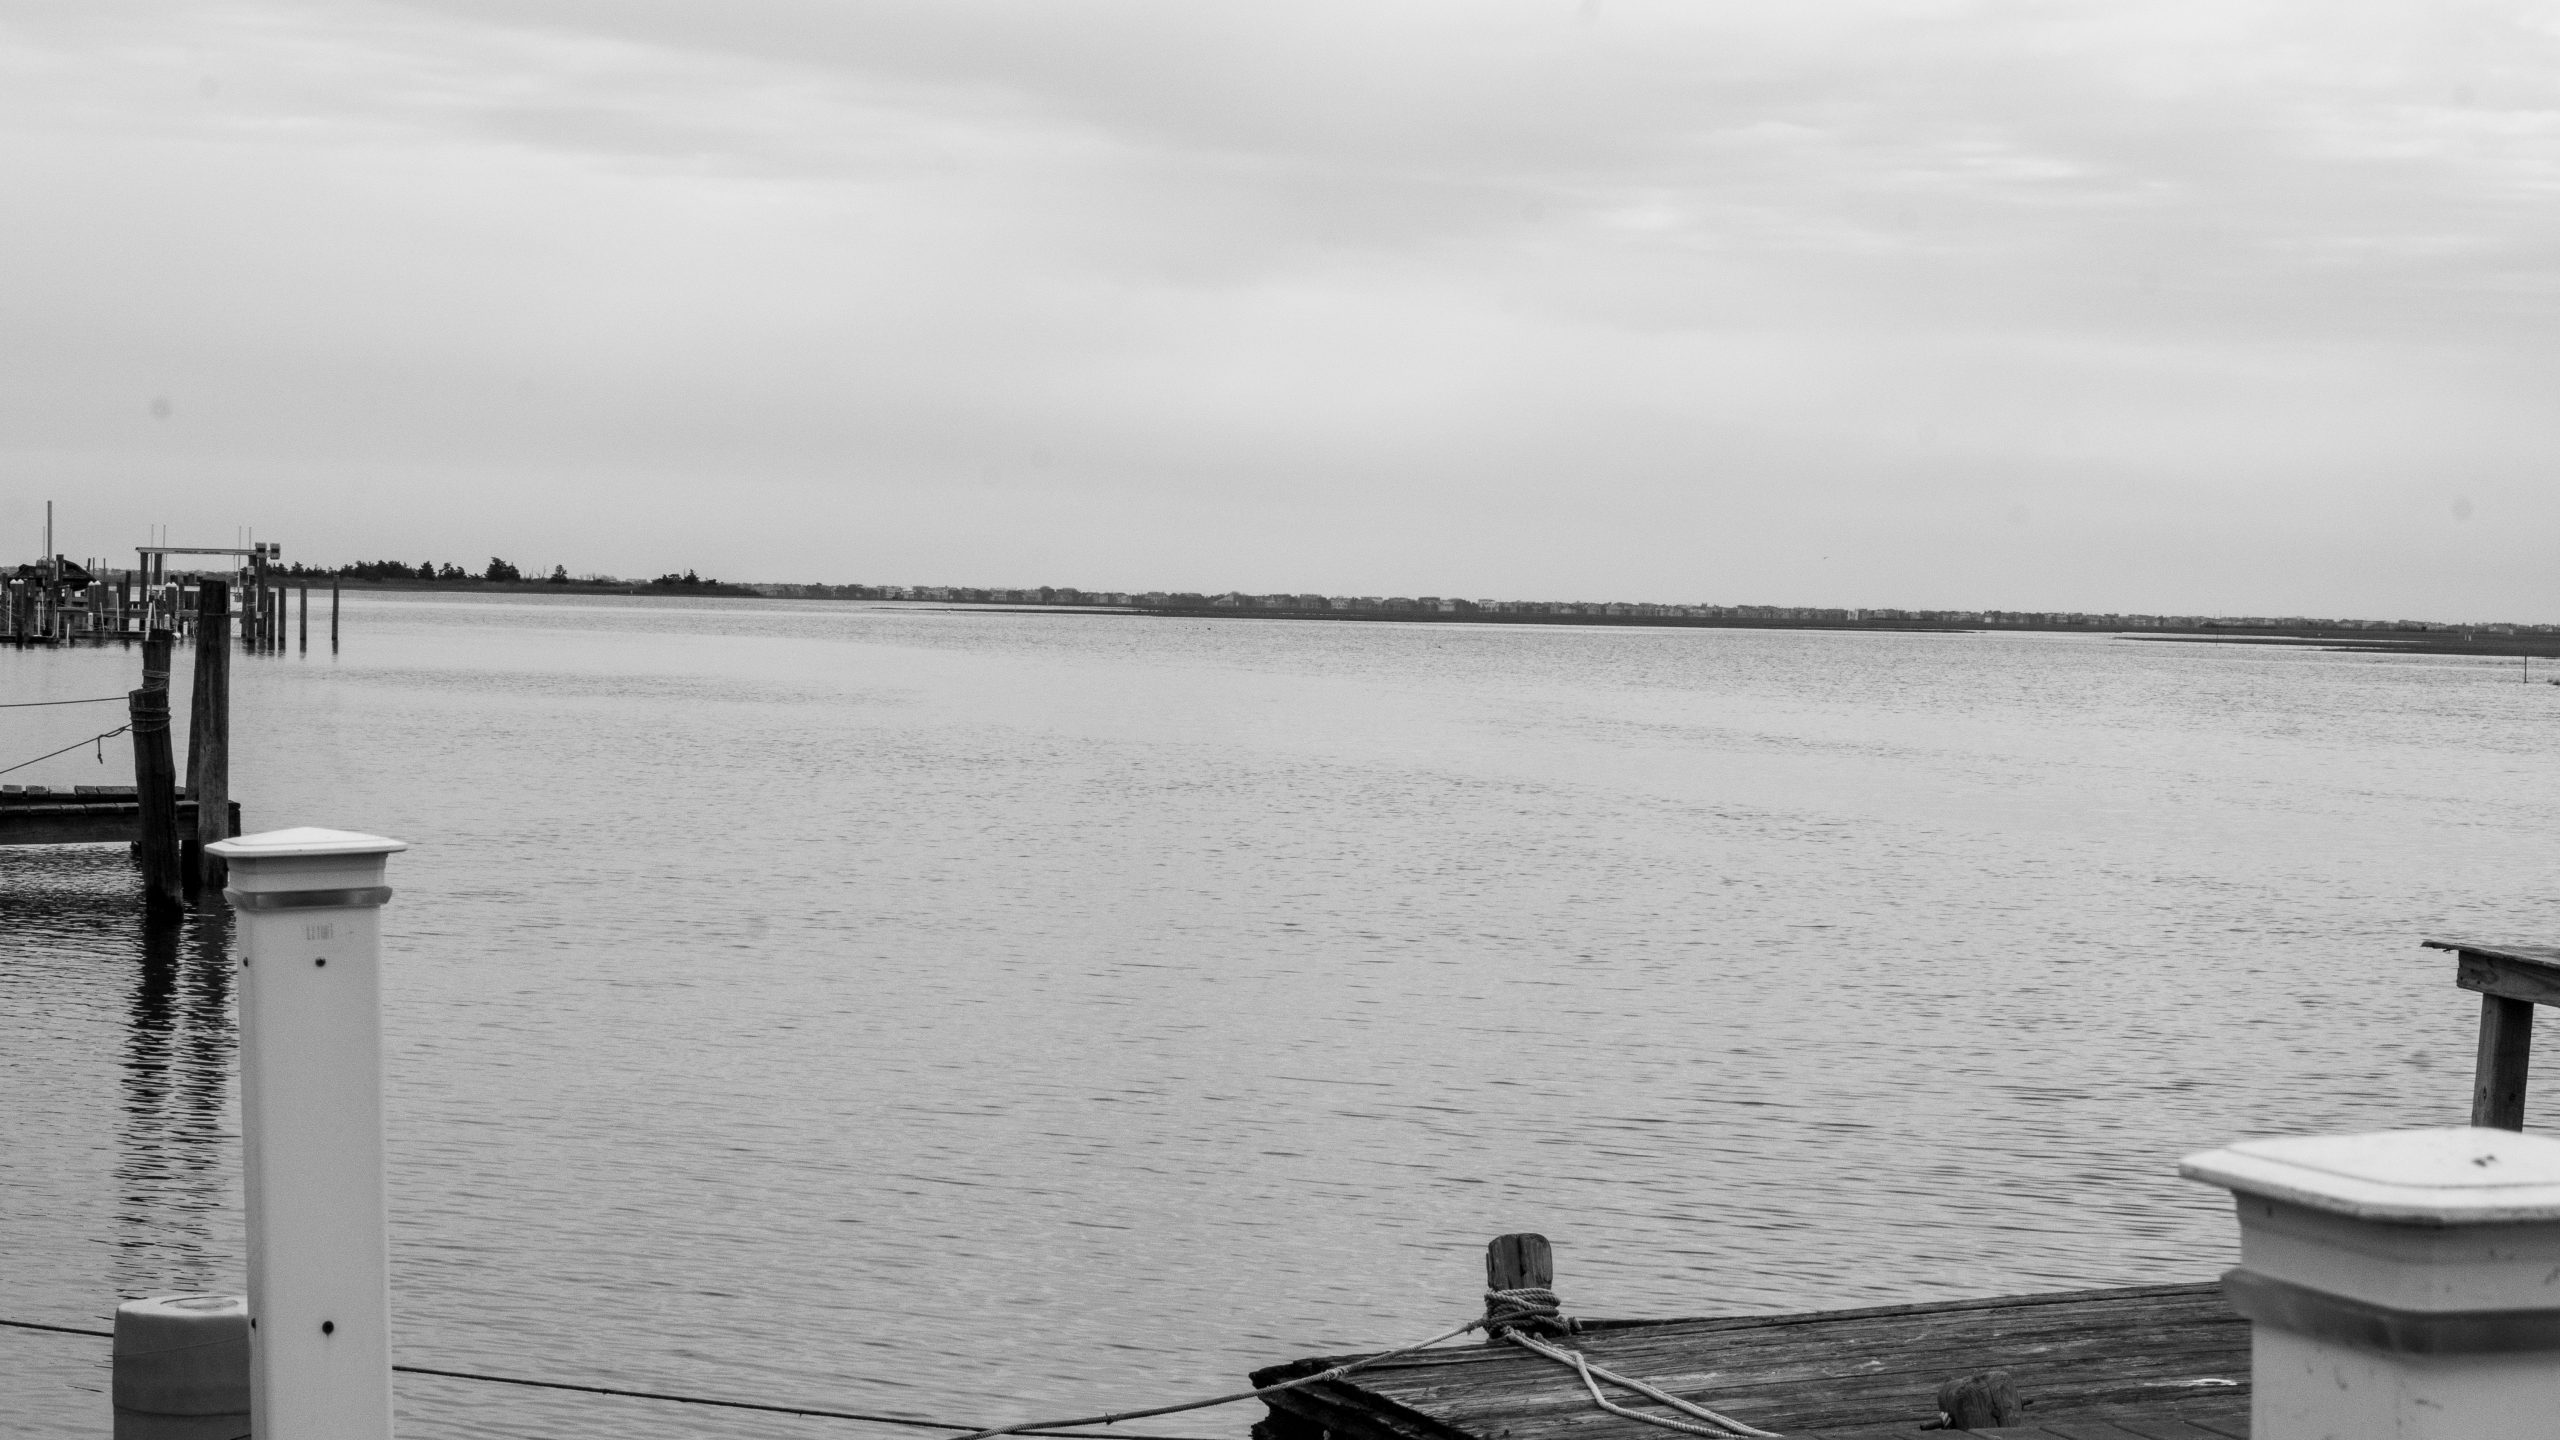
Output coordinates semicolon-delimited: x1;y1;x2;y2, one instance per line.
2185;1128;2560;1440
298;584;308;653
186;580;232;901
127;688;183;918
1482;1233;1566;1341
209;827;407;1440
330;579;339;651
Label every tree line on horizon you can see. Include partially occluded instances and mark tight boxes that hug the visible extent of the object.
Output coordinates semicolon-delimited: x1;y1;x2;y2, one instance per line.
272;559;730;588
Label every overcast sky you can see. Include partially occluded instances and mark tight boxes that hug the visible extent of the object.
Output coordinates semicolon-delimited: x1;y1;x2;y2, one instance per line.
6;1;2557;616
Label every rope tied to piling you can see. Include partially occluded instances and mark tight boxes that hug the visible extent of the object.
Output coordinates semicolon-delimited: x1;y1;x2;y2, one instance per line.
0;694;128;708
1483;1285;1578;1337
1502;1330;1782;1440
0;722;134;777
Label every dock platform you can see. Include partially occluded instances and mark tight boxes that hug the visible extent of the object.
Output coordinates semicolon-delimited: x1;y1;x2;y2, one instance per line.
0;786;240;847
1252;1281;2248;1440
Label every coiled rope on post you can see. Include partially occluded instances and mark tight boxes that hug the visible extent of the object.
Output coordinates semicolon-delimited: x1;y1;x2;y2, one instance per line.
1483;1285;1574;1336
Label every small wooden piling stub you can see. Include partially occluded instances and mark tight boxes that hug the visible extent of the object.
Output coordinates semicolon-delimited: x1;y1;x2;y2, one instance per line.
1487;1234;1554;1293
127;689;182;918
2475;994;2534;1131
1483;1233;1563;1340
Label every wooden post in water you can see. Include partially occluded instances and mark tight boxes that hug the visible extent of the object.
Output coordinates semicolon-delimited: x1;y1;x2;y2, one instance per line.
2474;995;2533;1130
330;579;339;652
186;580;232;902
209;827;407;1440
298;585;308;653
127;688;183;918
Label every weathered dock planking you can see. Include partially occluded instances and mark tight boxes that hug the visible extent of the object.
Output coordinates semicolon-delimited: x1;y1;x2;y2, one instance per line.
1253;1273;2248;1440
0;786;239;848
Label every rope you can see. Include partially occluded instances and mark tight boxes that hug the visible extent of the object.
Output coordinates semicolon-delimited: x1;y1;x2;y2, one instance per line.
0;1318;111;1338
388;1363;1224;1437
0;723;133;777
1483;1285;1574;1336
0;694;126;708
941;1316;1487;1440
1502;1331;1781;1440
0;1313;1485;1440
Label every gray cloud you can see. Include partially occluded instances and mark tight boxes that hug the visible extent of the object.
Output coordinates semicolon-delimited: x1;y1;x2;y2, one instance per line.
5;1;2558;612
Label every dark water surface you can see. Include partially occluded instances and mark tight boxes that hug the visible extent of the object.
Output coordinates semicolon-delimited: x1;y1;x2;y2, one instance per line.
6;594;2556;1438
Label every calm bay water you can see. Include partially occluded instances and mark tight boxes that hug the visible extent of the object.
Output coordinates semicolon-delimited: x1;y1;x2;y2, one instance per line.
6;593;2556;1438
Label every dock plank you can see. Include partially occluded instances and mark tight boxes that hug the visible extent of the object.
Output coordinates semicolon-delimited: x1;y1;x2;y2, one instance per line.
1257;1283;2247;1440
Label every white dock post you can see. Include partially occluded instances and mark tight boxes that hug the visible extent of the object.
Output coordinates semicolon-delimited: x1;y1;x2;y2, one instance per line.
2183;1127;2560;1440
209;826;409;1440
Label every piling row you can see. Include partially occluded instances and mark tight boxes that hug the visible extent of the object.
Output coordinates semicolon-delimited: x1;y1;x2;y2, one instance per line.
2;572;336;653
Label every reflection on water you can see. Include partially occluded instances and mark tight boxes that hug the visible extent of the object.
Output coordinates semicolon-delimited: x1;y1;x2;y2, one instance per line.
0;845;244;1316
117;902;237;1300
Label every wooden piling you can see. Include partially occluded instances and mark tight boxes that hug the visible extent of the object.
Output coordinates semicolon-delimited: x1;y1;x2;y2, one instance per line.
185;580;232;901
128;688;184;919
143;631;173;693
2475;994;2534;1130
331;578;340;651
298;584;308;652
1486;1233;1554;1295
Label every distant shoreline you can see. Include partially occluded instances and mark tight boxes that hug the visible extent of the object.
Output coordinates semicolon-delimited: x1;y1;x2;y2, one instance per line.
302;576;766;599
313;578;2560;658
1109;605;2560;658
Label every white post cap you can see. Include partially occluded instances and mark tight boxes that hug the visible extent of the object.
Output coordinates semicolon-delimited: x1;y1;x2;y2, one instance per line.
207;828;408;864
2181;1127;2560;1225
210;827;407;903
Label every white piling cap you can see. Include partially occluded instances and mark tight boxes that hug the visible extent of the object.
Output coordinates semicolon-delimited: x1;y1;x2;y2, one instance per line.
2181;1127;2560;1225
207;827;408;860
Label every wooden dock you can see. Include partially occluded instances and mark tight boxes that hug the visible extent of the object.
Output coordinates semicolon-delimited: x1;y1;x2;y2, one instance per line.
1253;1265;2248;1440
0;786;239;847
